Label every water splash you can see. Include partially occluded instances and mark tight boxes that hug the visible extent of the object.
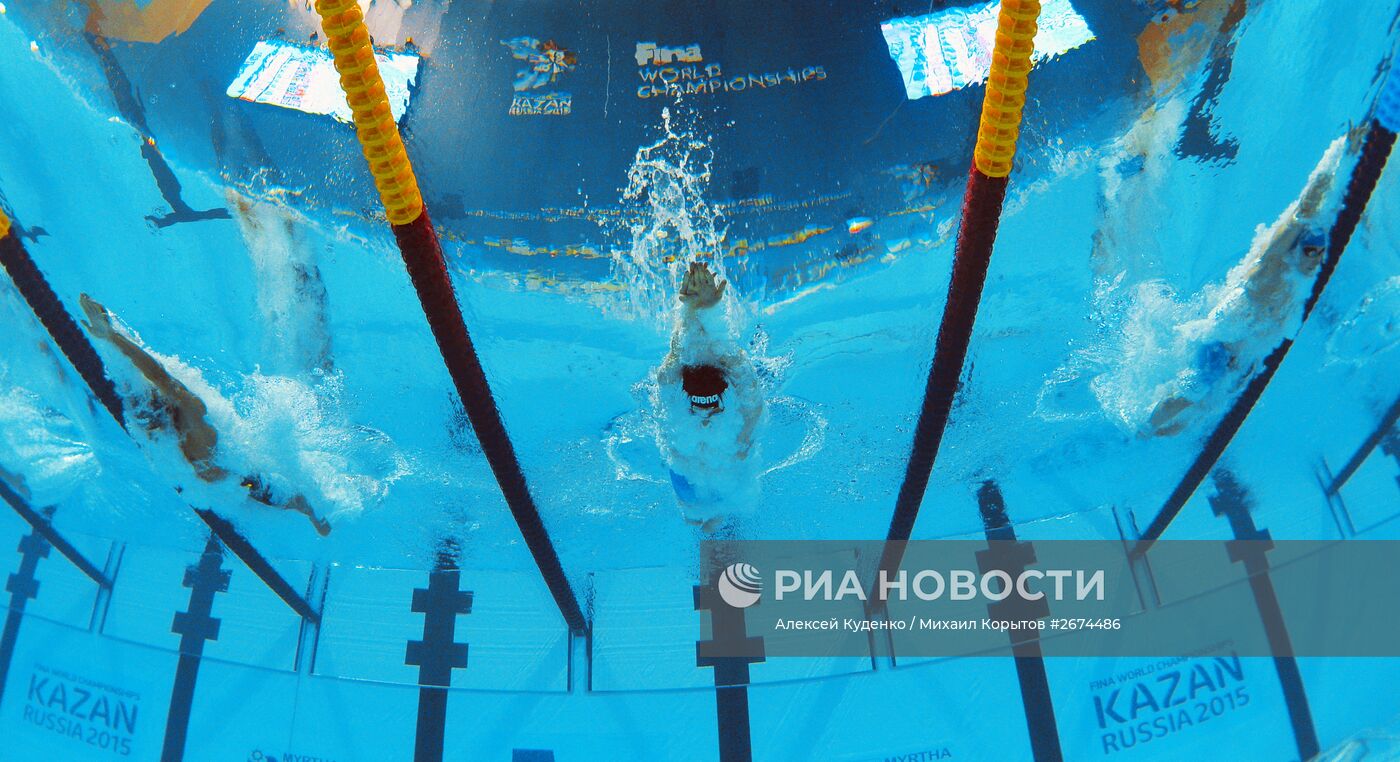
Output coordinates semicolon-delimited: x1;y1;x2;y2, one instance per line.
88;317;411;522
602;391;827;483
217;371;411;519
1041;133;1354;436
608;106;730;326
1326;276;1400;366
0;382;98;504
602;328;825;486
600;108;828;519
228;189;333;375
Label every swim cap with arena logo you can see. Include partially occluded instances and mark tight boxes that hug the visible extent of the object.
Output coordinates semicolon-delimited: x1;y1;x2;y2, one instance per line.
681;364;727;410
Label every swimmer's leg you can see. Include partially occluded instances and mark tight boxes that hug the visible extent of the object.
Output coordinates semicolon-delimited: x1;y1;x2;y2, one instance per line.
682;513;728;534
80;295;200;410
286;494;331;537
244;475;330;536
1148;340;1236;436
671;470;726;531
669;469;699;504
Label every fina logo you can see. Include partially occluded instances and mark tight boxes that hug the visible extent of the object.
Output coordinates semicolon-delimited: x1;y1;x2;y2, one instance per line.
717;563;763;608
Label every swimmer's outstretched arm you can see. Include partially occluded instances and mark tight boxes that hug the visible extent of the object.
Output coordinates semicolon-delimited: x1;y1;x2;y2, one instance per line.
80;296;330;535
735;388;762;460
659;261;727;382
81;295;194;405
658;326;683;386
80;294;225;480
713;351;764;459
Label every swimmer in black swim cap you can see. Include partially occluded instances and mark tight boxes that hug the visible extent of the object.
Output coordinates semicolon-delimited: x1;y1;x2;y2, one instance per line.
682;363;728;412
656;261;764;530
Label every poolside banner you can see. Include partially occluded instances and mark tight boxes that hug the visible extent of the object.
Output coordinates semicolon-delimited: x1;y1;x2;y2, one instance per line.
87;0;215;44
880;0;1095;99
698;540;1400;657
226;41;419;124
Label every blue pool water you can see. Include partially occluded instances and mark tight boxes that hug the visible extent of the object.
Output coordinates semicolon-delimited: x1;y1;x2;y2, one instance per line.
1;0;1399;759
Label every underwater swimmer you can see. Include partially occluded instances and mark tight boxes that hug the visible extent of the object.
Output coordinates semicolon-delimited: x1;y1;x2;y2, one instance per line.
656;262;763;531
1142;134;1352;437
79;295;331;535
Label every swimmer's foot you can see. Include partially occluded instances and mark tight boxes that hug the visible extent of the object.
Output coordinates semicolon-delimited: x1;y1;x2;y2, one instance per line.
287;494;332;536
78;293;115;340
684;515;726;534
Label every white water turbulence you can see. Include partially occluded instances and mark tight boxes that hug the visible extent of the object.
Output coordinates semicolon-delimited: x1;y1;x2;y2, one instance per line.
0;379;98;506
603;338;827;527
0;282;99;507
603;108;826;528
1041;131;1356;437
229;188;334;376
1326;276;1400;366
1034;94;1192;426
87;311;409;527
608;106;730;327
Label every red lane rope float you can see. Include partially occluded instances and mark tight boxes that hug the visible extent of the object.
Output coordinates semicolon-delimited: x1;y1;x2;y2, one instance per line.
313;0;587;634
880;0;1043;579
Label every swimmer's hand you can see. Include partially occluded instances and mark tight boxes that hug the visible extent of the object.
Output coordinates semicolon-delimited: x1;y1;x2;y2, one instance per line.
79;293;115;340
679;261;726;310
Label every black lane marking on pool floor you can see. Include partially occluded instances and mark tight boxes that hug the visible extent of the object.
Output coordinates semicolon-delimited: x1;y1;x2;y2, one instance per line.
0;481;109;588
695;571;765;762
977;481;1064;762
161;534;229;762
1210;471;1320;760
194;509;318;623
0;526;50;712
1327;393;1400;495
1385;430;1400;493
406;552;472;762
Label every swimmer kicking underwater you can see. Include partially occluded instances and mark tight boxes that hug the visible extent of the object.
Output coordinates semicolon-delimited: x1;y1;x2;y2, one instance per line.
1134;133;1356;437
79;295;331;535
656;261;763;531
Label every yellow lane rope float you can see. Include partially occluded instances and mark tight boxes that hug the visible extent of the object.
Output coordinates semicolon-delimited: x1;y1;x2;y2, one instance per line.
314;0;423;224
974;0;1040;178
